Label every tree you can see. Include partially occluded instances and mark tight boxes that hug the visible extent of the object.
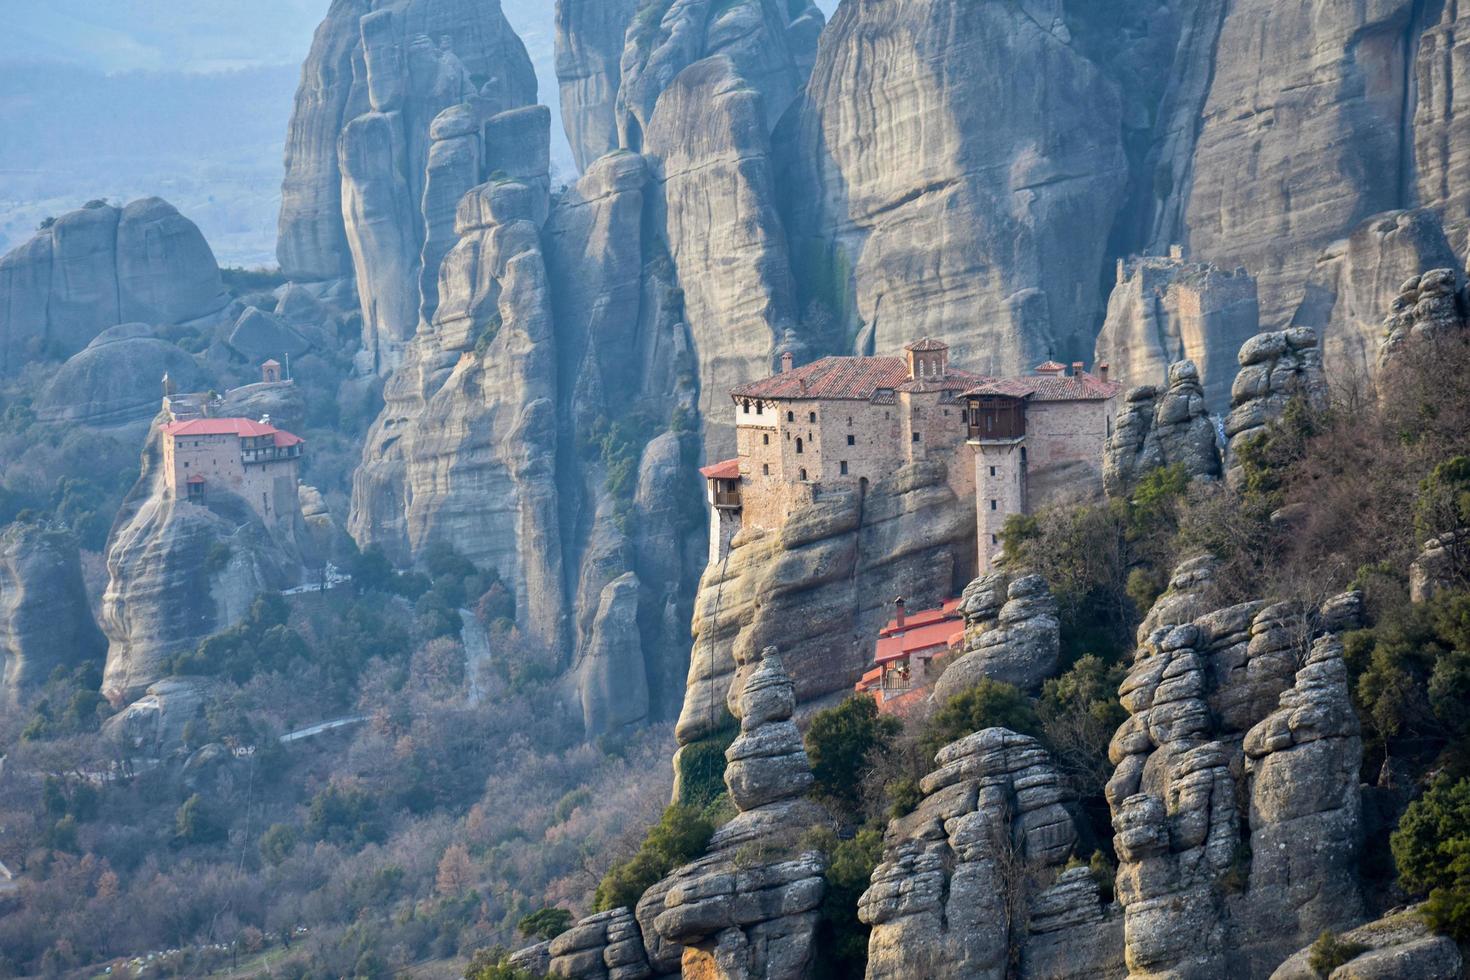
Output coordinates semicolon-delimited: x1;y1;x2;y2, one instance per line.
517;907;573;942
435;842;475;897
1391;776;1470;940
259;823;298;866
594;805;714;912
805;696;900;818
922;680;1042;762
174;794;225;844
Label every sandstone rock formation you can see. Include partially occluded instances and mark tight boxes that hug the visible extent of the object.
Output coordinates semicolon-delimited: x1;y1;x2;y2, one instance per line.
1270;906;1463;980
679;459;973;746
932;573;1061;702
1224;328;1328;488
860;727;1121;980
1094;255;1258;413
554;0;638;171
783;0;1128;371
1103;360;1221;499
1379;268;1469;368
1107;577;1366;979
0;198;227;374
100;421;311;701
35;323;210;429
1415;1;1470;261
226;307;312;363
0;522;106;697
101;675;219;756
1291;210;1459;376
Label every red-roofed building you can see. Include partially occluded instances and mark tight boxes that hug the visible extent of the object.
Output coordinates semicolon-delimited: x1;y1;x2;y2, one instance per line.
855;597;965;714
162;415;305;522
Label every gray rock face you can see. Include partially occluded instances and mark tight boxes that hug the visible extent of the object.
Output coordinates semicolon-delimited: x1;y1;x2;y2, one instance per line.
554;0;639;171
546;907;652;979
1410;530;1469;604
100;676;219;756
861;728;1119;980
1270;906;1463;980
1094;255;1258;414
1103;360;1221;499
1107;583;1366;979
35;324;210;429
1291;210;1459;376
643;55;798;456
724;648;813;810
100;423;309;701
0;523;106;697
680;459;974;746
783;0;1127;372
1415;1;1470;262
0;198;227;374
1178;0;1425;333
932;574;1061;702
1379;267;1469;369
1224;327;1328;488
577;571;650;736
226;307;312;362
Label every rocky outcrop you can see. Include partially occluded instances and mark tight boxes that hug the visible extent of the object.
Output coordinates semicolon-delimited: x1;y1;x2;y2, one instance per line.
35;323;210;429
1415;0;1470;262
1094;255;1258;413
277;0;538;368
1379;268;1469;368
860;728;1120;980
1107;581;1366;980
1178;1;1428;333
1223;328;1327;488
0;198;227;374
1270;906;1463;980
0;522;106;697
1103;360;1221;499
349;178;567;654
679;459;973;745
932;573;1061;702
226;307;312;362
1410;530;1469;604
101;676;219;756
783;0;1128;371
1291;210;1460;376
546;907;652;979
100;422;310;701
554;0;639;171
643;55;798;456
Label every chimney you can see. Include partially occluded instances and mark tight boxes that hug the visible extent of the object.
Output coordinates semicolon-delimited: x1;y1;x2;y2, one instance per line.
1098;362;1110;383
1071;361;1085;377
780;351;794;374
895;596;906;630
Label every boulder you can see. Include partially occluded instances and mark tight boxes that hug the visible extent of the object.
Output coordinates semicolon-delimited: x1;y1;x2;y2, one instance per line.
1103;359;1222;499
35;324;210;428
1224;327;1327;488
932;574;1060;700
226;306;311;362
1269;906;1462;980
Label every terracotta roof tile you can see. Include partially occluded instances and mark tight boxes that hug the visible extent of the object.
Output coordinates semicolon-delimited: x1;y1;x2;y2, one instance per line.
699;458;740;480
163;417;305;447
963;373;1122;403
904;337;950;352
730;356;912;401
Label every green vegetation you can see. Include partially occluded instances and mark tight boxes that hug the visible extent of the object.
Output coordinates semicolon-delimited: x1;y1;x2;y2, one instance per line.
465;946;550;980
806;826;884;980
805;695;901;817
921;678;1041;760
517;907;573;942
1307;929;1369;976
1391;776;1470;940
593;804;716;912
676;726;738;808
219;265;288;295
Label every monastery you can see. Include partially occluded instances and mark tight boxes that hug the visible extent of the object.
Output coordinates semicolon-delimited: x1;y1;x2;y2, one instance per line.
700;339;1121;574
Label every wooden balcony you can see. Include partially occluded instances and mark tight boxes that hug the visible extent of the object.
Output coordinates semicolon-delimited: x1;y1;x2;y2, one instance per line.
713;490;742;510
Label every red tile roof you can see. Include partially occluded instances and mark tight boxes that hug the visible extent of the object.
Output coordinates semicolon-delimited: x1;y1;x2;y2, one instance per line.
878;597;962;637
163;417;305;448
730;356;912;401
875;620;965;663
904;337;949;352
1035;360;1068;374
699;458;740;480
963;372;1122;403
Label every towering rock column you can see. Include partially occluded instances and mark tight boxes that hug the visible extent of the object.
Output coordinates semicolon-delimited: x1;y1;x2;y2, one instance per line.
1222;328;1327;487
0;523;106;699
1102;359;1222;499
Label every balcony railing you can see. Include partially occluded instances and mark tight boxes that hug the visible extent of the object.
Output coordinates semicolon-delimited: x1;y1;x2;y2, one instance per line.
713;490;742;509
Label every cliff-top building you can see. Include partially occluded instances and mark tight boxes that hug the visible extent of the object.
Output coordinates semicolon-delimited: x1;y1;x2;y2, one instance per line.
161;416;304;523
701;340;1121;573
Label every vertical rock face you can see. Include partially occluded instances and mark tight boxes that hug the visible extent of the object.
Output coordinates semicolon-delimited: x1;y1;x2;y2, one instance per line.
0;523;106;697
0;199;227;375
1094;255;1259;414
1106;574;1366;980
1290;210;1459;376
860;728;1120;980
1223;328;1328;487
349;179;567;654
931;573;1061;701
783;0;1128;371
678;459;973;746
1179;0;1423;331
100;423;310;702
643;55;799;456
1379;267;1470;367
554;0;640;171
1415;0;1470;256
277;0;537;368
1103;360;1222;499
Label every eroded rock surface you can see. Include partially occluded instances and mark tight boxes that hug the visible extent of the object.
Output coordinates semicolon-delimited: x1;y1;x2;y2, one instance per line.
35;323;211;429
1379;267;1469;368
1270;906;1462;980
1223;328;1328;488
1103;360;1221;499
554;0;639;171
932;573;1061;701
0;523;106;697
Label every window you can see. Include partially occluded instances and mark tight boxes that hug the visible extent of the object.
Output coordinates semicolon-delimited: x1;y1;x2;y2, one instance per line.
809;411;816;423
989;466;996;477
756;402;764;415
762;463;770;475
912;432;921;443
991;534;998;545
796;438;804;454
787;410;795;422
847;416;853;426
799;468;808;480
990;499;998;511
847;434;855;446
743;400;751;414
762;433;770;445
840;461;848;475
183;461;189;468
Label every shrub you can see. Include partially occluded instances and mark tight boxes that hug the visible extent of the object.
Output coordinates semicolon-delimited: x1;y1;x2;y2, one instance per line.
517;907;573;942
921;679;1041;762
1391;775;1470;940
594;805;714;912
808;826;884;979
175;794;226;844
465;946;544;980
1307;930;1368;976
259;823;298;865
676;728;737;809
805;695;901;819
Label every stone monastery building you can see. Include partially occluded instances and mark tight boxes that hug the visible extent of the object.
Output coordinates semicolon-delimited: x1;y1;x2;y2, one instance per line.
161;417;304;523
701;340;1121;573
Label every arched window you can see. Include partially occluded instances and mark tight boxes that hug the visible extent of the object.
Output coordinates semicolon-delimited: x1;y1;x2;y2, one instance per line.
809;411;816;423
787;410;795;422
743;400;751;414
799;468;808;480
796;438;804;454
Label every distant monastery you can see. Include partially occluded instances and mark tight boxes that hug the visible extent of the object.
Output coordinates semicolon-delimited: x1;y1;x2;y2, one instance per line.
700;339;1121;574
